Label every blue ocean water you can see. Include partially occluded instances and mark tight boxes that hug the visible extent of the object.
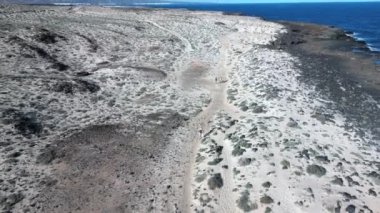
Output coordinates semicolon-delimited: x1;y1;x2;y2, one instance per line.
144;2;380;53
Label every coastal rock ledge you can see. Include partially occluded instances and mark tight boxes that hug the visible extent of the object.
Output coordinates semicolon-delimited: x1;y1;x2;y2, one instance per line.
0;5;379;213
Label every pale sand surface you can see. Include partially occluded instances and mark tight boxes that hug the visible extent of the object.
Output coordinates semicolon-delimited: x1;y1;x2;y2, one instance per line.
0;5;379;213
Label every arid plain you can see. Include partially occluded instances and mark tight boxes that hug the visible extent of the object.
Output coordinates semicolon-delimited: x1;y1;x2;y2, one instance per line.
0;5;379;213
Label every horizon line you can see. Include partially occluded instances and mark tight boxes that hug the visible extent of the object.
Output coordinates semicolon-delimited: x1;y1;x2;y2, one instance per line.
163;0;380;4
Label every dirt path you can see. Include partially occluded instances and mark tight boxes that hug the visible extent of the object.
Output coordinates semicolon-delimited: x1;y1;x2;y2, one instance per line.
146;20;194;52
182;32;250;212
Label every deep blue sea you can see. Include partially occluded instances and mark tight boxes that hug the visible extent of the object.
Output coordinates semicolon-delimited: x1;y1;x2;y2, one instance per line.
143;2;380;53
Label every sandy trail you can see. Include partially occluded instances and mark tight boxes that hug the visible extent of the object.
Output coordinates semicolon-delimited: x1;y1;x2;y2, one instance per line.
185;32;252;212
146;20;194;52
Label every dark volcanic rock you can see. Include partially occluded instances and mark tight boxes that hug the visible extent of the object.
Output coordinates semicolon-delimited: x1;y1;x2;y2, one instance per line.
315;155;330;163
262;181;272;188
207;173;223;190
331;177;344;186
53;80;100;94
7;151;22;158
237;190;257;212
34;28;67;44
215;145;223;156
36;147;57;164
54;81;74;94
195;173;207;183
345;204;356;213
238;157;252;166
334;201;342;213
341;192;357;201
208;158;223;165
1;192;24;211
368;189;377;196
51;62;70;71
4;110;43;137
345;176;360;186
16;112;42;135
260;195;274;204
75;79;100;93
232;145;246;156
8;36;69;71
76;71;92;77
306;164;327;177
281;160;291;169
367;171;380;184
287;118;298;128
215;21;226;26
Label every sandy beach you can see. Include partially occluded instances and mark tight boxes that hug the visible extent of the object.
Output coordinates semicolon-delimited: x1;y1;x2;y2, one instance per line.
0;5;379;213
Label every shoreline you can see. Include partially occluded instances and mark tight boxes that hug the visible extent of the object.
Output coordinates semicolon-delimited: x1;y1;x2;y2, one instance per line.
113;3;380;58
272;21;380;140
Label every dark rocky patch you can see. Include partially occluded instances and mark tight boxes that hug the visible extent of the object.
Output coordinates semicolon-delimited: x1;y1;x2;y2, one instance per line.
281;160;290;169
207;158;223;165
262;181;272;188
1;192;24;211
53;81;74;94
195;173;207;183
286;118;298;128
345;176;360;186
134;26;144;31
346;204;356;213
298;149;311;159
195;154;205;163
0;142;11;147
245;183;253;189
8;36;69;71
306;164;327;177
75;71;92;77
236;190;257;212
7;151;22;158
232;145;245;156
367;171;380;184
75;79;100;93
331;177;344;186
207;173;223;190
215;145;223;156
306;188;314;198
36;147;57;164
311;111;335;124
249;102;266;113
273;22;380;139
260;195;274;204
315;155;330;163
238;157;252;166
368;188;377;196
34;28;67;44
334;201;342;213
53;80;100;94
2;109;43;137
50;62;70;71
40;177;58;187
341;192;357;201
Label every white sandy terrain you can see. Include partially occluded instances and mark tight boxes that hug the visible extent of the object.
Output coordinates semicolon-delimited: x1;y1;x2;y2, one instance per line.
0;4;379;213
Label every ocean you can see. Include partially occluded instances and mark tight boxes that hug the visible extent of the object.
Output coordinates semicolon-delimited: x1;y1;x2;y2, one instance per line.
142;2;380;53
